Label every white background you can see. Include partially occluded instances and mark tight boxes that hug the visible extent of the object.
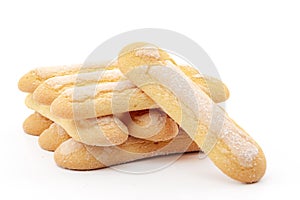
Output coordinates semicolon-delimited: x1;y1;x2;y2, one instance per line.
1;0;299;199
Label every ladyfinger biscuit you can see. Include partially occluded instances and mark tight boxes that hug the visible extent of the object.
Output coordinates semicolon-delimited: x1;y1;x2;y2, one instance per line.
50;68;229;120
28;96;180;146
117;43;266;183
27;94;181;144
18;63;116;93
51;80;157;119
25;94;129;146
23;112;53;136
33;65;228;106
33;69;125;105
54;130;200;170
37;109;178;151
39;123;71;151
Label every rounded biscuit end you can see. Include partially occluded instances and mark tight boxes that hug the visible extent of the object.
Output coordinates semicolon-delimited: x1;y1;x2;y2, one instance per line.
54;139;105;170
38;124;70;151
23;112;53;136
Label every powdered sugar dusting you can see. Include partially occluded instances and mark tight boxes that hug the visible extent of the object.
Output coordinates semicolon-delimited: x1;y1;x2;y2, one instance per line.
135;47;160;59
46;69;124;89
36;65;82;78
167;62;258;167
56;124;68;136
148;61;213;122
206;105;258;167
35;64;107;78
74;116;128;146
58;139;84;155
192;74;205;78
219;116;259;167
62;80;136;101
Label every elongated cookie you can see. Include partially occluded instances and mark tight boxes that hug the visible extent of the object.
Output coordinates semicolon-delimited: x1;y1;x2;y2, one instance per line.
117;42;266;183
51;80;157;119
33;69;125;105
54;130;200;170
18;63;116;93
23;112;53;136
50;67;229;120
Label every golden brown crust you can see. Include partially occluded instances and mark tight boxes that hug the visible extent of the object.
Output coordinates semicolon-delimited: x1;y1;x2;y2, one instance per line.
208;139;266;183
38;123;71;151
18;71;43;93
22;111;199;170
33;83;59;105
54;139;103;170
54;130;200;170
23;112;53;136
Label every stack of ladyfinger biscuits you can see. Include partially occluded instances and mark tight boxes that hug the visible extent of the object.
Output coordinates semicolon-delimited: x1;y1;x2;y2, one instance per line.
18;42;266;183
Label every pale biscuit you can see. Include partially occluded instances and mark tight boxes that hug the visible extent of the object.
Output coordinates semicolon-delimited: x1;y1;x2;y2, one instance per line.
117;43;266;183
